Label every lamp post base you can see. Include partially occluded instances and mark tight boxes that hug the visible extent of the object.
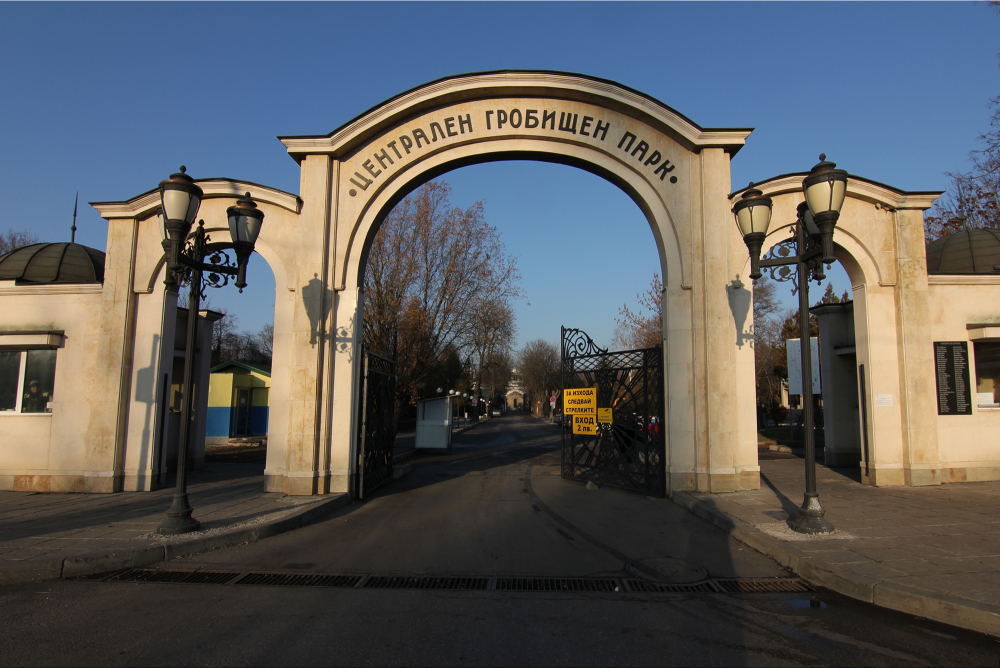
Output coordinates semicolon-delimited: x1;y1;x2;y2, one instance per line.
156;493;201;535
791;494;835;535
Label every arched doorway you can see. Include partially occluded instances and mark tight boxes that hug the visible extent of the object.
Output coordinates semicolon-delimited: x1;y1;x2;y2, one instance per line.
264;71;760;497
750;175;941;488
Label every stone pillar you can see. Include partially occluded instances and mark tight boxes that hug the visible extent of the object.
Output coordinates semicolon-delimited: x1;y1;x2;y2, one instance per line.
893;208;941;486
690;148;752;492
265;154;335;495
122;279;177;492
86;216;139;493
329;288;362;495
853;282;906;486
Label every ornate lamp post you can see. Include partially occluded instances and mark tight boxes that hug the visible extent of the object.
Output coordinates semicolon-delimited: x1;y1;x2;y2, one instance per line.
733;155;847;535
156;167;265;535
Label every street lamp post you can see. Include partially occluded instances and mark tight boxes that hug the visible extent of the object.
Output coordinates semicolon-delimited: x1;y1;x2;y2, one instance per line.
156;167;265;536
733;155;847;535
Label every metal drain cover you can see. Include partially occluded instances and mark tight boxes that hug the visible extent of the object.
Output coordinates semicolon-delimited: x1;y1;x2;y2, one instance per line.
79;569;813;595
626;558;708;584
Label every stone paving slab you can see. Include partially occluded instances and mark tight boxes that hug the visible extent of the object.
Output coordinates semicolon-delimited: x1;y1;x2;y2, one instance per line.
0;461;349;585
672;454;1000;637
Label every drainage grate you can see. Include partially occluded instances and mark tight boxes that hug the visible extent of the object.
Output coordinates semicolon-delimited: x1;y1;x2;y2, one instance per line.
82;570;813;595
363;575;490;591
624;579;721;594
495;577;620;592
714;578;814;593
235;573;362;588
108;569;239;585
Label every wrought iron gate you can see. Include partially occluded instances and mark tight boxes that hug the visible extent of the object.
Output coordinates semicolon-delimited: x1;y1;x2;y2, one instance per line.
355;340;398;499
560;326;665;497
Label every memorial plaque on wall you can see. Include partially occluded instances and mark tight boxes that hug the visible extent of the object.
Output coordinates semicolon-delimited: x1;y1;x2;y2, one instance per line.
934;341;972;415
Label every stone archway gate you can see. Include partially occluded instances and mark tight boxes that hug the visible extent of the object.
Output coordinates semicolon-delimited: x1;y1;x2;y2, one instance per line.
271;71;760;497
93;71;764;497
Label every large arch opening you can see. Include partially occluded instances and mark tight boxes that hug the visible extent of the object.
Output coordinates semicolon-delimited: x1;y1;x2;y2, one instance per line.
356;159;663;470
342;138;685;497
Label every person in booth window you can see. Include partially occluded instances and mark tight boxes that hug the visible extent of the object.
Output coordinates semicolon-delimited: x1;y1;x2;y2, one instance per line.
23;380;50;413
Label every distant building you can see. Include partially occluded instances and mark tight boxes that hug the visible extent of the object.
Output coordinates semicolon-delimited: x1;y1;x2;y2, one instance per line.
206;361;270;443
506;367;524;409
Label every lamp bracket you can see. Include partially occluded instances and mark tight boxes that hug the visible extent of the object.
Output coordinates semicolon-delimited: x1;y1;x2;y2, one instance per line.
172;224;242;298
758;223;829;295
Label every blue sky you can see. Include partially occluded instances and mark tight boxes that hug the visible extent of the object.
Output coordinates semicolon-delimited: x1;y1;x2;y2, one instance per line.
1;2;997;349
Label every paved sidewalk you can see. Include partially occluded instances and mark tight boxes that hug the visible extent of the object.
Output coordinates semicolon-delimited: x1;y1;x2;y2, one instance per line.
673;451;1000;636
0;461;348;585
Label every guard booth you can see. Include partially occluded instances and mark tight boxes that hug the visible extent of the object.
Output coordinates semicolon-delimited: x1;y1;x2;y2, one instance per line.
415;396;452;453
205;361;271;443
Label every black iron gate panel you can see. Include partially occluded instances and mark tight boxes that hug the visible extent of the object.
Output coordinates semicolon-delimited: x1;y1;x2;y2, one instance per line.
561;327;665;497
355;345;397;499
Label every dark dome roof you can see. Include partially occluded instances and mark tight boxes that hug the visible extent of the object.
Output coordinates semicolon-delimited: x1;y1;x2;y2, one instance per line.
0;243;106;284
926;229;1000;275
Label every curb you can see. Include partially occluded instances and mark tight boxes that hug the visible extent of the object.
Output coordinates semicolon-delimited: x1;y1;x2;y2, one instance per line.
670;490;1000;637
1;493;351;587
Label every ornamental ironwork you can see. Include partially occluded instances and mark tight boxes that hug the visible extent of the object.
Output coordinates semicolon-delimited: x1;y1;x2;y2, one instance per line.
355;334;398;499
560;326;665;497
759;226;829;295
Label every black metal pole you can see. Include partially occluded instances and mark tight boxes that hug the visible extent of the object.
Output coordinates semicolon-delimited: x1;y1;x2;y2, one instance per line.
792;220;834;534
157;255;203;535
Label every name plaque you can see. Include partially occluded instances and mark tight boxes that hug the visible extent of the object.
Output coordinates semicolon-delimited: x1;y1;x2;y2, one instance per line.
934;341;972;415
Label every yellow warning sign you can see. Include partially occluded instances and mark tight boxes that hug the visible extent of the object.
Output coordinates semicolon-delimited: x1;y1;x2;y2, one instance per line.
572;413;598;435
563;387;597;415
597;408;612;424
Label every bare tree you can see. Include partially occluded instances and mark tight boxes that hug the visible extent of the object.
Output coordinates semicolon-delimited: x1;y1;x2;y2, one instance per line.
254;322;274;359
752;277;784;419
363;180;522;411
614;273;662;350
466;296;516;407
926;52;1000;240
0;229;40;256
517;339;560;417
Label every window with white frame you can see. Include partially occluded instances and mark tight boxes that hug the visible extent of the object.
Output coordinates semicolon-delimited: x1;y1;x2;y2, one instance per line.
0;349;57;413
974;341;1000;408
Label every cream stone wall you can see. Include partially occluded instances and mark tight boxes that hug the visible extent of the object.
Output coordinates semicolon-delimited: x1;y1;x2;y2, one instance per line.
927;278;1000;482
756;177;940;486
0;284;104;492
121;276;176;491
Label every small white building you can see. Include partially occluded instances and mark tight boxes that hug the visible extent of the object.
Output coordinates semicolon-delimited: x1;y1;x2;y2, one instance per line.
0;241;219;492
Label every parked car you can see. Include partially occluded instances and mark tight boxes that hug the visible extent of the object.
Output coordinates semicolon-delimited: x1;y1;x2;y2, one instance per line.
491;408;501;417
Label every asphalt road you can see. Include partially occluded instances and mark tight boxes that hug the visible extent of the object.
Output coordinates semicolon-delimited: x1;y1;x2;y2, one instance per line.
1;416;998;666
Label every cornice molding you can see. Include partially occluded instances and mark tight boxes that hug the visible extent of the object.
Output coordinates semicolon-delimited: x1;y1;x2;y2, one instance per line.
91;179;301;220
928;274;1000;285
735;174;941;211
278;71;752;159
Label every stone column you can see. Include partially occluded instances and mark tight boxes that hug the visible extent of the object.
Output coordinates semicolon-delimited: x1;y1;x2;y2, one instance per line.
122;279;177;492
328;288;362;495
86;216;139;493
693;148;748;492
893;207;941;486
853;282;906;486
266;154;335;495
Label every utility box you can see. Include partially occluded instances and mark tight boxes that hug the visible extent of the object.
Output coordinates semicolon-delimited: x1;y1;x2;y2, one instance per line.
416;396;452;452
